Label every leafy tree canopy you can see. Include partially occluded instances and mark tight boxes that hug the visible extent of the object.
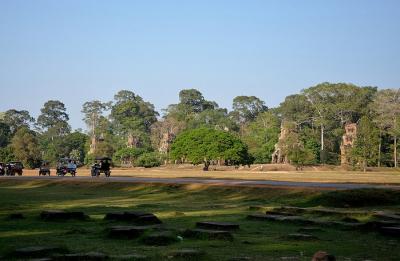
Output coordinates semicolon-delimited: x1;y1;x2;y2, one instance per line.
170;127;252;170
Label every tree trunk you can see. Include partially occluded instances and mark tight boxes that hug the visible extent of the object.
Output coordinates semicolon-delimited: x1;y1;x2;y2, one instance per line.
320;124;325;164
203;161;210;171
378;131;382;167
395;136;398;168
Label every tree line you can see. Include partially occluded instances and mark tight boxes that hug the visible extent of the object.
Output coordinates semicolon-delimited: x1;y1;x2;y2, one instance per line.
0;82;399;170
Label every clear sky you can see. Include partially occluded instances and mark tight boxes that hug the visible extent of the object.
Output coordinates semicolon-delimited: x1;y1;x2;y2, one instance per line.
0;0;399;130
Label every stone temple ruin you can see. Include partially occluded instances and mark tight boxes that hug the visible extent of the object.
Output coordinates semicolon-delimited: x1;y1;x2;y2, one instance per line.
271;124;290;164
158;132;176;154
89;134;105;154
340;123;357;166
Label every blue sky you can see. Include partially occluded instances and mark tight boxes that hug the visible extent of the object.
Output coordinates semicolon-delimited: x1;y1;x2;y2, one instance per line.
0;0;399;130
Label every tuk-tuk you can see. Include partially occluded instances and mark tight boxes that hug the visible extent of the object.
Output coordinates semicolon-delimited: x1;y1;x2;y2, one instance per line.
56;158;77;177
39;161;51;176
0;162;5;176
91;157;111;177
6;161;24;176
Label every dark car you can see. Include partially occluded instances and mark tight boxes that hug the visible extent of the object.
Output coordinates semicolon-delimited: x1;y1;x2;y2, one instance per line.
39;161;51;176
6;161;24;176
91;157;111;177
56;158;76;177
0;162;5;176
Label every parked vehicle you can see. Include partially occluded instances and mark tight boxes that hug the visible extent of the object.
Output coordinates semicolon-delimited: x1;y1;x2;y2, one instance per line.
91;157;111;177
56;158;76;177
6;161;24;176
0;162;5;176
38;161;51;176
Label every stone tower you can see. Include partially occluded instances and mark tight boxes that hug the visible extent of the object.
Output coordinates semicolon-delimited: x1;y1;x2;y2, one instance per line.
271;123;290;164
340;123;357;165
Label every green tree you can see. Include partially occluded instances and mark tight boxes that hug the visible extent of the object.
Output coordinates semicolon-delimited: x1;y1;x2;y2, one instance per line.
135;152;162;168
0;122;11;147
351;116;380;171
37;100;70;134
10;127;41;168
3;109;34;133
113;147;148;166
241;111;280;163
170;128;252;171
231;96;267;124
0;147;15;162
111;90;158;148
371;89;400;167
82;100;111;137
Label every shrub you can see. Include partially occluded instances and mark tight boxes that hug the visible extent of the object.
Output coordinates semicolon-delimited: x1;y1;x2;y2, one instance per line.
135;152;162;168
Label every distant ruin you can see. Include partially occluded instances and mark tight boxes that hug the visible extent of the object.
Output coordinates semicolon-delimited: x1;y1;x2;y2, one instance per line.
127;134;140;148
340;123;357;165
271;123;290;164
89;134;105;154
158;132;175;154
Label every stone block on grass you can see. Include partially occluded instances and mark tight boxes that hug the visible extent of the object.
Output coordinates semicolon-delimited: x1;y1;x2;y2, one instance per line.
107;226;149;239
167;249;205;259
380;226;400;237
40;210;87;221
286;233;318;240
183;228;234;241
196;221;239;230
141;231;179;246
11;246;67;258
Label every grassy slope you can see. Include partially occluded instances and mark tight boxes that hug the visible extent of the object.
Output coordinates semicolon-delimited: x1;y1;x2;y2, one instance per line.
0;180;399;260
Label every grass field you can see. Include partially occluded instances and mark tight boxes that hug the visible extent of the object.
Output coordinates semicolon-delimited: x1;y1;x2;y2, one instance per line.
0;179;399;260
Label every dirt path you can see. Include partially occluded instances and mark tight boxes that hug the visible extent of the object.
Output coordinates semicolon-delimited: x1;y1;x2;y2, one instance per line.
2;175;400;190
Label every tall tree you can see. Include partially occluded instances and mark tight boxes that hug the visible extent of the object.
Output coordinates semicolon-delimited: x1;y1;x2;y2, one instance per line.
231;96;267;124
0;122;11;147
371;89;400;167
11;127;41;168
111;90;158;148
3;109;35;133
241;111;280;163
37;100;70;135
82;100;111;137
351;116;380;171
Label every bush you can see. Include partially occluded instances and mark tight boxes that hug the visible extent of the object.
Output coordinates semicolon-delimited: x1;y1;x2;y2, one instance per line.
135;152;162;168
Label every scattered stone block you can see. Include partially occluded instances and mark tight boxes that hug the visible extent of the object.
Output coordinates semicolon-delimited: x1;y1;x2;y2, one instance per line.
341;217;359;223
183;228;234;241
7;213;24;219
107;226;148;239
297;227;323;233
196;221;239;230
380;226;400;237
141;231;179;246
11;246;66;258
111;254;148;260
40;210;87;221
312;251;336;261
167;249;205;259
374;211;400;221
135;214;162;225
228;257;253;261
286;233;318;240
104;212;126;221
280;257;300;261
104;211;162;225
362;220;400;230
53;251;108;260
247;214;315;225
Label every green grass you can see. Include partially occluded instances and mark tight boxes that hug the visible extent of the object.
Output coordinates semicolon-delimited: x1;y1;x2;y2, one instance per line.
0;180;399;260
